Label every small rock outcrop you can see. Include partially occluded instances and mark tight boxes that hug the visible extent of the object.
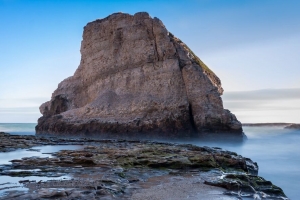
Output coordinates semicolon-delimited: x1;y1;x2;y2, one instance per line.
36;12;242;138
284;123;300;130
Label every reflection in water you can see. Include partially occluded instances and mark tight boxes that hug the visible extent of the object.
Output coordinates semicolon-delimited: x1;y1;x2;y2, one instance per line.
0;145;83;195
0;175;70;196
0;145;84;165
0;126;298;199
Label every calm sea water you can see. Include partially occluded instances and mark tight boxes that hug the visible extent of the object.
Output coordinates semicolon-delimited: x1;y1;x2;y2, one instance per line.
189;126;300;200
0;123;299;199
0;145;83;195
0;123;36;135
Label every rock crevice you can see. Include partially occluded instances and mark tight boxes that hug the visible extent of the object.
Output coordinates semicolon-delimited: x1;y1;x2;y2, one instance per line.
36;12;242;138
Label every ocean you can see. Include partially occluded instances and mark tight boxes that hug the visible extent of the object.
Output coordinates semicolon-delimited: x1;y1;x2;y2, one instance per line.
0;123;36;135
0;123;299;199
191;126;300;200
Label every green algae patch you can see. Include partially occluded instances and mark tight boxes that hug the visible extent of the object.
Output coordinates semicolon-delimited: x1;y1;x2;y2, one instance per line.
5;171;35;177
0;133;287;200
188;154;217;168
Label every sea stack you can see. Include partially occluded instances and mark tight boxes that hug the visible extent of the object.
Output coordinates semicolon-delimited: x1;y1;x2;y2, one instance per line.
36;12;242;139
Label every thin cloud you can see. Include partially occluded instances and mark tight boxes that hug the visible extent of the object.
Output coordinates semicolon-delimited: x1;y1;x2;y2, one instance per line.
0;97;48;108
222;88;300;123
225;101;300;111
223;88;300;101
0;107;39;113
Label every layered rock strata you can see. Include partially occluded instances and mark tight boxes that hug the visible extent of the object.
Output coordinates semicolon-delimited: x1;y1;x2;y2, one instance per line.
36;12;242;138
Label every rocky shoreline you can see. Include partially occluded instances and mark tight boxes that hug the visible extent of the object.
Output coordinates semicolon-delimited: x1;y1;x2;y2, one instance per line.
0;132;288;199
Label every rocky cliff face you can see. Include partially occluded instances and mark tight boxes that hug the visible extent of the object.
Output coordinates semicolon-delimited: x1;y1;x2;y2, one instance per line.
36;12;242;138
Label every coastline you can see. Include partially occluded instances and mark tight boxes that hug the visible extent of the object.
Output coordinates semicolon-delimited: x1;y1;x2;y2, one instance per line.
0;132;288;199
242;123;293;127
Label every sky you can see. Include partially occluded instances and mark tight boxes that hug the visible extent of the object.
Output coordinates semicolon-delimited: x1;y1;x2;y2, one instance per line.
0;0;299;123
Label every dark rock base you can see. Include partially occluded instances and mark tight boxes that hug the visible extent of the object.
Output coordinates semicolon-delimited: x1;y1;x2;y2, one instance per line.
36;115;244;141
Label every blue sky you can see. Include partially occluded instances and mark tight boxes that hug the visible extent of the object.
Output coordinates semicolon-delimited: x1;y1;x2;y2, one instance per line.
0;0;299;123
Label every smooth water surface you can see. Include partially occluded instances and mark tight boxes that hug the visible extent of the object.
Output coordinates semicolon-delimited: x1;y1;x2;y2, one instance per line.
187;126;300;200
0;123;36;135
0;124;299;199
0;145;84;195
0;175;70;196
0;145;84;165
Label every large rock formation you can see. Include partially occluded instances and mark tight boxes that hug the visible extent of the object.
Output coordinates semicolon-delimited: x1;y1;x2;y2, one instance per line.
36;12;242;139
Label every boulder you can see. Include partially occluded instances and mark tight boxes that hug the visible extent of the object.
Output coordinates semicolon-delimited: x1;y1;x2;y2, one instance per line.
36;12;242;138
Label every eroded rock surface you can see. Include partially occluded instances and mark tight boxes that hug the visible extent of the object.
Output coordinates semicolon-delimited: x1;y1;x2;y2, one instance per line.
36;12;242;138
0;132;287;199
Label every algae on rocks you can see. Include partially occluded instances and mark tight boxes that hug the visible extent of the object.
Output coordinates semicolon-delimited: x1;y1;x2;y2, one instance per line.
0;132;288;199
